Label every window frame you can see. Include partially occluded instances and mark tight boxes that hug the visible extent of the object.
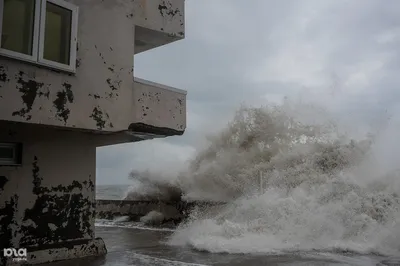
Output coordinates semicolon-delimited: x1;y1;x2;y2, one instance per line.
0;0;78;73
0;0;41;63
38;0;78;72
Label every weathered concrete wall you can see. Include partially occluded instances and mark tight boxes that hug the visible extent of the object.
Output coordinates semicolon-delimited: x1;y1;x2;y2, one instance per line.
132;78;186;135
0;0;186;139
133;0;185;53
0;0;136;132
0;122;104;264
133;0;184;36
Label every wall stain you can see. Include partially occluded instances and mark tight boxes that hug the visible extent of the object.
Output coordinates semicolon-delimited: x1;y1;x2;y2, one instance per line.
90;107;107;130
53;83;74;124
0;175;9;192
105;92;118;99
21;194;93;246
94;45;107;64
0;65;9;83
12;71;48;120
76;58;81;68
88;93;102;99
99;52;106;64
158;1;181;18
0;65;10;96
19;156;94;246
106;78;121;91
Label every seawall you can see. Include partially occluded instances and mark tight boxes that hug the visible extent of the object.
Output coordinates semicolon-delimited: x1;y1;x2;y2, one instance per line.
96;200;225;224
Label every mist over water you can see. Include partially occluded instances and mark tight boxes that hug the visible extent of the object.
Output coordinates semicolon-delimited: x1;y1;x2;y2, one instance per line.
125;99;400;256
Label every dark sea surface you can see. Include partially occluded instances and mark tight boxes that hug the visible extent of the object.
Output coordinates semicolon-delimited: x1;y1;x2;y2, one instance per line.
91;185;400;266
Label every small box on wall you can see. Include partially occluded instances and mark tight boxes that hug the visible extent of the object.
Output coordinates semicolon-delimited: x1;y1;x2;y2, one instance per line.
0;142;22;166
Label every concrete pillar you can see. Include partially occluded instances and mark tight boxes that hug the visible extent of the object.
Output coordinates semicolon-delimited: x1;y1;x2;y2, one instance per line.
0;122;106;265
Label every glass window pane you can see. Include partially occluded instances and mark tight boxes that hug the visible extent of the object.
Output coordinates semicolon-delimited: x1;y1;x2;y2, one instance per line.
1;0;35;55
43;2;72;65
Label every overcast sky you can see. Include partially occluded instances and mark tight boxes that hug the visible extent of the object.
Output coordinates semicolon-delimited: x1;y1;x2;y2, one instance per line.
96;0;400;185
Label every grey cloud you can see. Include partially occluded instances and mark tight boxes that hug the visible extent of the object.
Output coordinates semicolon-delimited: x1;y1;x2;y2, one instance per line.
97;0;400;185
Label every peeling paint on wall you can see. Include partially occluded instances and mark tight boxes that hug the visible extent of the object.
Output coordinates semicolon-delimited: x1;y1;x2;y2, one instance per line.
158;1;181;18
1;0;186;135
53;82;74;124
0;175;8;192
0;65;9;83
0;122;101;263
88;93;102;99
0;65;10;99
12;71;50;121
89;107;107;130
106;78;119;91
18;156;94;246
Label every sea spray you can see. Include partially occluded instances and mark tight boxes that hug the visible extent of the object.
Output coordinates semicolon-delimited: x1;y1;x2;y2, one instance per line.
125;170;182;201
126;101;400;255
175;102;370;202
168;104;399;255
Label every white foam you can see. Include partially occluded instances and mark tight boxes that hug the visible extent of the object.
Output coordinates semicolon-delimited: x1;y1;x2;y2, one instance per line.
167;102;400;256
127;253;209;266
95;220;175;232
123;101;400;256
114;216;130;222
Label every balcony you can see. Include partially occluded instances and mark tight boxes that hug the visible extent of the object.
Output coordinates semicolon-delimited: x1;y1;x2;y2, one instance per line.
0;0;186;146
133;0;185;54
129;77;186;139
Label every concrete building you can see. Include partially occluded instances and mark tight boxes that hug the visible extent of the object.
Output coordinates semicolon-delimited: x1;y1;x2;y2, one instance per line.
0;0;186;264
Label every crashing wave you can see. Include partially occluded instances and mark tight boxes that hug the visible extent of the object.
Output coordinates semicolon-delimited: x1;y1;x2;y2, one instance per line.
126;101;400;256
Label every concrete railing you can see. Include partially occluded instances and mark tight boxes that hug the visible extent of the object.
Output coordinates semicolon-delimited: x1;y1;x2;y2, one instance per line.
133;0;185;53
130;77;186;138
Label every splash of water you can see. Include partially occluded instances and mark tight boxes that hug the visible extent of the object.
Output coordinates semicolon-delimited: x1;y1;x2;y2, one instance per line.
124;170;182;201
128;100;400;256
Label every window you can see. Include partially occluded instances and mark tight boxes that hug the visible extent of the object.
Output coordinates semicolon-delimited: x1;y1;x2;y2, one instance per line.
0;0;78;73
0;143;22;166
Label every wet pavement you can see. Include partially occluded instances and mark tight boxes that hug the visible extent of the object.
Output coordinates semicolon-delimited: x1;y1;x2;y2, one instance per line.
44;226;397;266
